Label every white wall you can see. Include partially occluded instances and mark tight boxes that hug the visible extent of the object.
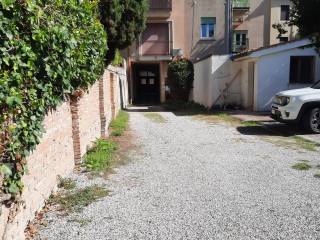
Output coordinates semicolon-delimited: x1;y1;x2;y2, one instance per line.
256;47;320;111
193;55;242;108
193;57;212;107
194;42;320;112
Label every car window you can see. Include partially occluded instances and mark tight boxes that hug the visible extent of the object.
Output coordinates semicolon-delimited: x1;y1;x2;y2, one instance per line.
311;80;320;89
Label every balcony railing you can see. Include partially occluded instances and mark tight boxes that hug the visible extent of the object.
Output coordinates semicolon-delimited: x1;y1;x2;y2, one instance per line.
233;38;249;53
149;0;172;10
232;0;250;9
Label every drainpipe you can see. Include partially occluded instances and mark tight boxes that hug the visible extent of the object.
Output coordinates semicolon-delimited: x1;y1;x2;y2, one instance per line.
191;0;197;52
225;0;233;54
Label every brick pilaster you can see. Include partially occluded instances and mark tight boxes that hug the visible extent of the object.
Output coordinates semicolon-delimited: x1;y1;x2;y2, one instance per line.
99;77;107;138
70;96;81;165
110;73;116;120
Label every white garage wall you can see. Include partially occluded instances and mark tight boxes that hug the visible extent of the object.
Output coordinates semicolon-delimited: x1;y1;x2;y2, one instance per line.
193;55;242;108
193;57;212;107
256;47;320;111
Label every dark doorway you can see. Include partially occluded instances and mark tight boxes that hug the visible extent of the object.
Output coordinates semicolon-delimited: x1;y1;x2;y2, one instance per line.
134;64;160;104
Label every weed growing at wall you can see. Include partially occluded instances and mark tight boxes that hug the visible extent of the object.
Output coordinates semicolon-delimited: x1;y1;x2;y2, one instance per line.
84;139;118;172
110;111;129;136
0;0;106;202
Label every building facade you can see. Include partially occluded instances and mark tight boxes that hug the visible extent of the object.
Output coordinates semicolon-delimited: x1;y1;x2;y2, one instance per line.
126;0;229;104
126;0;298;104
232;0;298;53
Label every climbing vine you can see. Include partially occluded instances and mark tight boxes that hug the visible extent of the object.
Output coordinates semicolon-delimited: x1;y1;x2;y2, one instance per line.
0;0;106;202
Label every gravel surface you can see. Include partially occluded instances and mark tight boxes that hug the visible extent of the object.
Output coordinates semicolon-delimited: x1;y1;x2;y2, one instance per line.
37;107;320;240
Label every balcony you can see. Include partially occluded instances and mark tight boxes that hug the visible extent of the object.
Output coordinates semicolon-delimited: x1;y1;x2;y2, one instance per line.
232;0;250;10
140;40;171;56
139;23;173;58
232;15;245;28
149;0;172;11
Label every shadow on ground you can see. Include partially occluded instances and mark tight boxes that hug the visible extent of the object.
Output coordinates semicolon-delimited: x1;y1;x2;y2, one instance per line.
126;104;320;142
125;105;169;113
236;123;308;137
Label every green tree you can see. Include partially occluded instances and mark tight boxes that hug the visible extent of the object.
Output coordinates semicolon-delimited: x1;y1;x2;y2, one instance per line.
99;0;149;63
290;0;320;52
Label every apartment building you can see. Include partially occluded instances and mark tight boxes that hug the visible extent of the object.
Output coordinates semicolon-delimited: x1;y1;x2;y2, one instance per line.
232;0;298;53
125;0;298;104
269;0;298;45
192;1;311;112
126;0;228;104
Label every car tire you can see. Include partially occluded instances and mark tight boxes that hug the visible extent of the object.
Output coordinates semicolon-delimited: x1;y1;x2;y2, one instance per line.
303;108;320;134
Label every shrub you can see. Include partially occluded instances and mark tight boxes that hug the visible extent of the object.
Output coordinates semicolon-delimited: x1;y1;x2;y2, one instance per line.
0;0;106;200
167;59;194;102
111;49;123;66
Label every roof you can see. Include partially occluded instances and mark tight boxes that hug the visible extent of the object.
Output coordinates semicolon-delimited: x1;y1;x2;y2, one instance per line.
190;40;228;63
232;38;313;61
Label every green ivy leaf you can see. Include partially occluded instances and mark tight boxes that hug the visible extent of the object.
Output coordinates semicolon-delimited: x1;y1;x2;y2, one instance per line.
6;96;22;107
0;0;16;9
8;182;19;194
0;164;12;176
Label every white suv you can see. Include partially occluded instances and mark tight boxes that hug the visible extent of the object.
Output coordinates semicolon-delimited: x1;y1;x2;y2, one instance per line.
271;80;320;133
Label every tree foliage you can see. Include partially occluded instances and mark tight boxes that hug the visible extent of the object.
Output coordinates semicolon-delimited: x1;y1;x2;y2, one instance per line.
0;0;106;201
167;59;194;102
99;0;149;63
290;0;320;52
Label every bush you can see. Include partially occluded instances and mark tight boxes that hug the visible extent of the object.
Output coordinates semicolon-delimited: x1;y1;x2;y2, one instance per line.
111;49;123;66
167;59;194;101
0;0;106;200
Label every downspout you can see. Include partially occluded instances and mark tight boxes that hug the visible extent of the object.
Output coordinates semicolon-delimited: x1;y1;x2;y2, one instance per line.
191;0;197;52
225;0;233;54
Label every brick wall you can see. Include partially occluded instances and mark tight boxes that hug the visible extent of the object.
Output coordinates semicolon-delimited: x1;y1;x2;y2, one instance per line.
0;67;127;240
78;80;101;157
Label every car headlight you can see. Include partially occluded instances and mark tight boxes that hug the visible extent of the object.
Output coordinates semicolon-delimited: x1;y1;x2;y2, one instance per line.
274;96;291;106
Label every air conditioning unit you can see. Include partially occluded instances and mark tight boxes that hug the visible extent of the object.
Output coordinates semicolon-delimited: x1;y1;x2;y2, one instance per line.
172;48;184;57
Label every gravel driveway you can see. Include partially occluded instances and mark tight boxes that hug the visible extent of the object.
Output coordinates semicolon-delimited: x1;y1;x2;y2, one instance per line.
37;107;320;240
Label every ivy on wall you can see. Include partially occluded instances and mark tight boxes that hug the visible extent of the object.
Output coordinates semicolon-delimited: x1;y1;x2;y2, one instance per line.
0;0;106;202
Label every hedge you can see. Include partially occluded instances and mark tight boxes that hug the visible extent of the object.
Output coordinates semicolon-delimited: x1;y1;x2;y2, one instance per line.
167;59;194;102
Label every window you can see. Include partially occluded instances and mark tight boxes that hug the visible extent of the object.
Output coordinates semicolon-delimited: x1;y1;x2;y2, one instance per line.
201;17;216;39
233;31;248;52
280;5;290;21
279;37;288;43
235;32;247;46
290;56;315;84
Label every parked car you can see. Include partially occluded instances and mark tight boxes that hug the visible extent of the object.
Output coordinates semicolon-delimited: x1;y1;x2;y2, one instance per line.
271;80;320;133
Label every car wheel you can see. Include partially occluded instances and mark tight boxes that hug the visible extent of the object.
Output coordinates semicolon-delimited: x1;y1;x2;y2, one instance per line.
303;108;320;134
